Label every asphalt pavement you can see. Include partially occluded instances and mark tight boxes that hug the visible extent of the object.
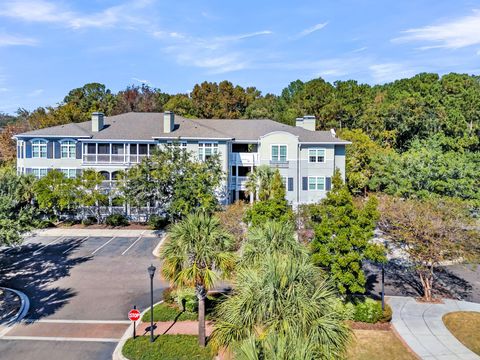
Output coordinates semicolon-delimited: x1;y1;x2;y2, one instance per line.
0;234;166;360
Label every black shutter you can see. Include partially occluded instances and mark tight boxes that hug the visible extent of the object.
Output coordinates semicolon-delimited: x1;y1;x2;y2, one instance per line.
54;141;61;159
302;177;308;191
326;177;332;190
76;169;82;177
47;141;53;158
288;177;293;192
76;142;82;159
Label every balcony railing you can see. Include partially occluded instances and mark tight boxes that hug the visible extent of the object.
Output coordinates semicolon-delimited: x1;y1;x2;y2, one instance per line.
230;176;248;190
229;152;259;165
83;154;148;164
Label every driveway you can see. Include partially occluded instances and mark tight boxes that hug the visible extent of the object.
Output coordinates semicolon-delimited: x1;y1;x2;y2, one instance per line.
0;233;167;360
389;296;480;360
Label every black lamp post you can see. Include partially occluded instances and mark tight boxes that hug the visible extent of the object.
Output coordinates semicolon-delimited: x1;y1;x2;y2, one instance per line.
148;264;156;343
381;262;385;311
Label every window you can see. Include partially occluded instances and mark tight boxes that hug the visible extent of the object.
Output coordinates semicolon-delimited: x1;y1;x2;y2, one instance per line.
87;143;96;154
61;140;76;159
60;169;77;178
198;142;218;161
282;176;287;188
32;140;47;158
271;145;287;162
17;141;24;159
32;168;48;178
308;176;325;191
308;149;325;163
167;141;187;149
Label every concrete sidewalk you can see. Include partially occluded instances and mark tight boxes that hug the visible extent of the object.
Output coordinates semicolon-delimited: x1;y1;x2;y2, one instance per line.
30;228;162;238
388;296;480;360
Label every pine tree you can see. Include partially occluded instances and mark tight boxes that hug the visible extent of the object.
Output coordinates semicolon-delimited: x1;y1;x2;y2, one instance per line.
310;169;385;294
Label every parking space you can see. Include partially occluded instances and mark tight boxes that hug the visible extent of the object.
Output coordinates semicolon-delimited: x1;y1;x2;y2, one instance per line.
0;232;167;360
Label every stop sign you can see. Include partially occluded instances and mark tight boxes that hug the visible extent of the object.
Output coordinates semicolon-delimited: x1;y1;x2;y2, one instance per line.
128;309;141;321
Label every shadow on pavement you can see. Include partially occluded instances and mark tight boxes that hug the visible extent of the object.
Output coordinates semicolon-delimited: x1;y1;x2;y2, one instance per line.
365;260;474;300
0;239;92;321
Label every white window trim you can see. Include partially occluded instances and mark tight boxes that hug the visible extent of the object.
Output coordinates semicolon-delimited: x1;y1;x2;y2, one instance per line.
198;142;218;161
308;148;326;163
32;167;48;179
31;139;48;159
60;139;77;159
271;144;288;162
60;168;78;179
308;176;326;191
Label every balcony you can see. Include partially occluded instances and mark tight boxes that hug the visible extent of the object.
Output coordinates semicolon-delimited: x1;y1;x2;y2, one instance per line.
229;152;259;165
269;160;289;168
83;154;148;165
229;176;248;190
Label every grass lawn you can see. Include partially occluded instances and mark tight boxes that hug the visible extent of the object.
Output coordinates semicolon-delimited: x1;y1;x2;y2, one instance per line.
123;335;214;360
443;311;480;355
141;302;197;322
347;330;417;360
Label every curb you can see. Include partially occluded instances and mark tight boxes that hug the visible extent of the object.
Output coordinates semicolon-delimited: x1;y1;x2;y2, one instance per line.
0;287;30;337
152;232;167;258
112;301;164;360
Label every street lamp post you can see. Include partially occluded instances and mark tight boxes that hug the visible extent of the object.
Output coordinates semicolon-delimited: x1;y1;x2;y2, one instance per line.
148;264;156;343
381;262;385;312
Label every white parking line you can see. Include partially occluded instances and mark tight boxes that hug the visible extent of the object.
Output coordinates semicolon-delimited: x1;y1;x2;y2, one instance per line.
0;336;120;343
23;319;130;324
91;236;116;255
32;237;64;256
121;236;143;256
62;236;89;254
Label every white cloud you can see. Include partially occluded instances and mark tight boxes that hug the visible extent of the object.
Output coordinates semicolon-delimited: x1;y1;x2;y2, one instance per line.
0;33;37;46
0;87;8;92
351;46;367;53
369;63;418;83
132;77;150;84
28;89;44;97
154;29;272;74
295;22;328;39
0;0;151;29
394;9;480;49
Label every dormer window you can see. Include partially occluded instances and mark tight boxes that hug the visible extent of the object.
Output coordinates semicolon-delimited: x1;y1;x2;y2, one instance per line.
60;140;76;159
32;140;47;158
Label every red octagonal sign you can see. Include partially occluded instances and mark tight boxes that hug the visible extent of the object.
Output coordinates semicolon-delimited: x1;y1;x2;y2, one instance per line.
128;309;141;322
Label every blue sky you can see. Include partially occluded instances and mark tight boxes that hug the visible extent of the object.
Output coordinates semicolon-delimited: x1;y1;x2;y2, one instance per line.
1;0;480;114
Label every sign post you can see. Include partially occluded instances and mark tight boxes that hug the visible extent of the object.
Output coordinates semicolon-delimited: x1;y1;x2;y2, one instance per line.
128;306;140;339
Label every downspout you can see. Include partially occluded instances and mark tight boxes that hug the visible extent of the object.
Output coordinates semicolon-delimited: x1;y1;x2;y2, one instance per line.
297;143;300;207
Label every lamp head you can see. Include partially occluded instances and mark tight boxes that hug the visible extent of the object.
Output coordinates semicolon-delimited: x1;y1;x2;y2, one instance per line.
148;264;156;278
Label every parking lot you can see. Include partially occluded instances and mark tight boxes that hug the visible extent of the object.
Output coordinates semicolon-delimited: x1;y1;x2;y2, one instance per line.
0;233;167;360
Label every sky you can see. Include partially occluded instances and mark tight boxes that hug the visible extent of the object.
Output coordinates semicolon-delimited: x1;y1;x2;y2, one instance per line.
1;0;480;114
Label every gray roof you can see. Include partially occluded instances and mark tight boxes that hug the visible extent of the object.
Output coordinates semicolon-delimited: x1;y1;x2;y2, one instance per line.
16;112;350;144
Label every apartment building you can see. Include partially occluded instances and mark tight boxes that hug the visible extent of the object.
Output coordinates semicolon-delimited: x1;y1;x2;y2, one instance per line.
15;111;350;207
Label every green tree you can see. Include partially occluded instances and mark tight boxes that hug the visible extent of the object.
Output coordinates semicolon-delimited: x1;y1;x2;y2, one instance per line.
76;170;108;223
211;253;351;359
163;94;195;117
160;212;235;346
378;195;479;301
0;166;39;246
33;170;79;217
310;169;385;294
63;82;116;116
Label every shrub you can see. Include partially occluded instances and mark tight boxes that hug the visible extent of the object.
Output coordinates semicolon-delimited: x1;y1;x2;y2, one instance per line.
352;298;384;323
163;287;176;304
175;288;198;312
380;303;393;323
82;216;97;226
105;214;129;227
148;215;168;230
37;219;55;229
331;298;355;321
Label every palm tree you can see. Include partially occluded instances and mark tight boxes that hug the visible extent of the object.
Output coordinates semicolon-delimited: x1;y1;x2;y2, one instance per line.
241;220;305;266
245;165;275;202
160;212;236;346
211;253;351;359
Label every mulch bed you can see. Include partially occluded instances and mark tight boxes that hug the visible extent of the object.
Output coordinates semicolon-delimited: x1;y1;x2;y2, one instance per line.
0;289;21;325
347;320;391;331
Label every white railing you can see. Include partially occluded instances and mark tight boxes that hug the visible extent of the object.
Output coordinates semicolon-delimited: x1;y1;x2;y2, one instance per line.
229;176;248;190
83;154;148;165
229;152;259;165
